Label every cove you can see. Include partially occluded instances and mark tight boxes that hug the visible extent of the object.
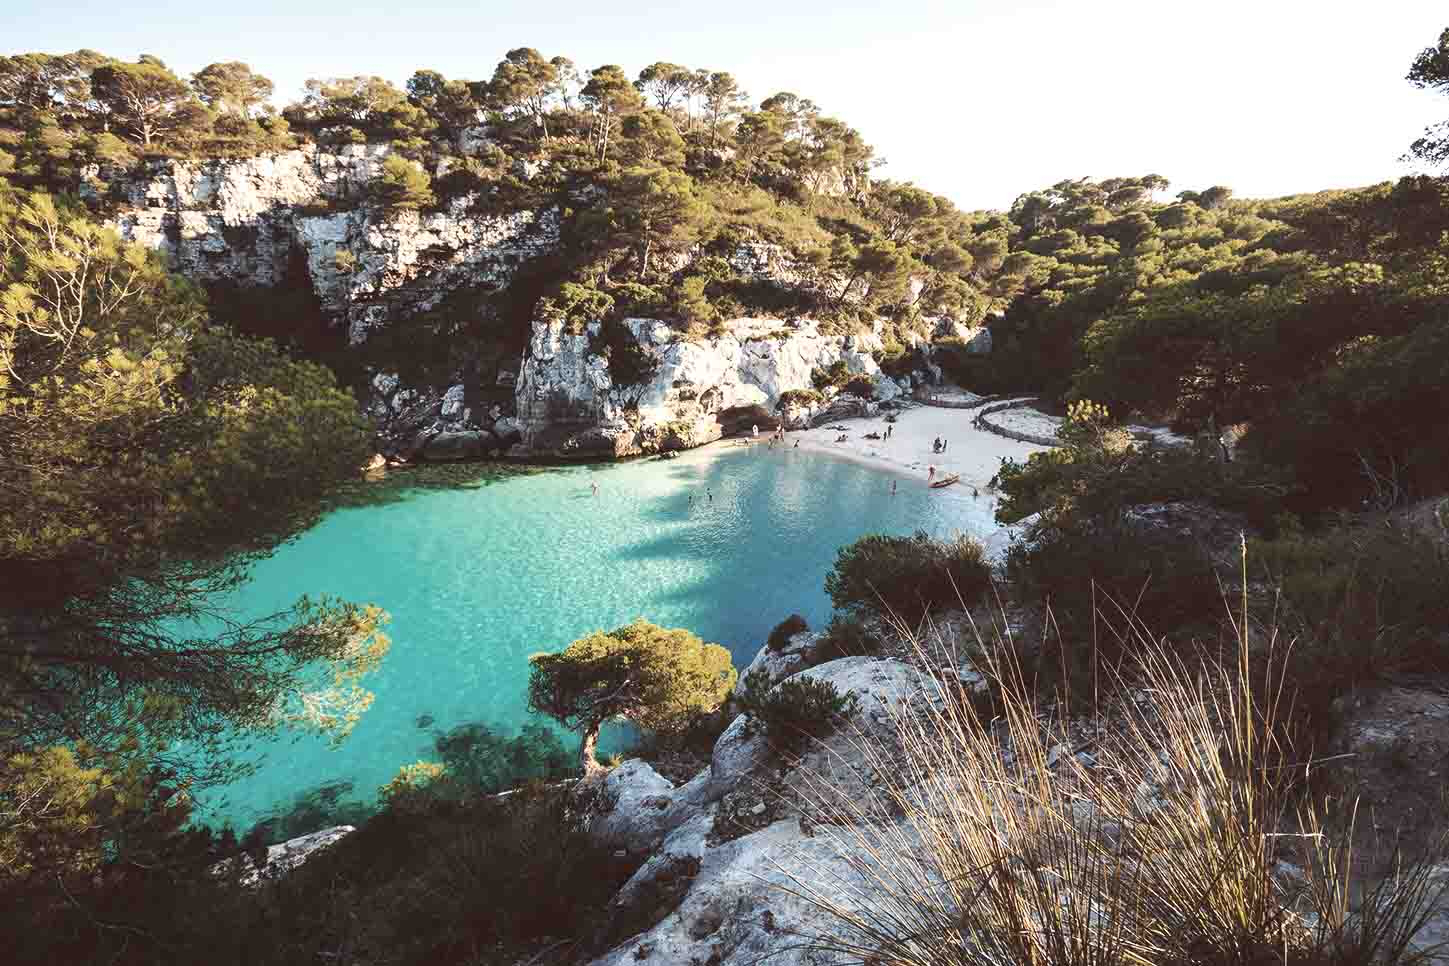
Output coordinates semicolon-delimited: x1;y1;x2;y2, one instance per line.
196;443;1001;830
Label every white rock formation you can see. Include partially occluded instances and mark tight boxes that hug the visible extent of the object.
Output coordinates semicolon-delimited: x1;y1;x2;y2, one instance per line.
585;656;938;966
516;317;902;456
104;146;559;344
211;825;355;886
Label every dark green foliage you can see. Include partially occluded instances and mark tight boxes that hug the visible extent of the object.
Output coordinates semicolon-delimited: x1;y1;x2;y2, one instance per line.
776;387;823;410
843;374;875;398
825;530;993;623
1004;517;1225;651
812;359;852;390
0;782;632;966
737;667;858;752
1406;27;1449;168
1253;522;1449;686
1244;314;1449;511
429;721;573;793
813;613;882;662
767;614;810;651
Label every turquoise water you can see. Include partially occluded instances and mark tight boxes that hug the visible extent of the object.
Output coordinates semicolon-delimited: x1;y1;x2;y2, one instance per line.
197;444;997;829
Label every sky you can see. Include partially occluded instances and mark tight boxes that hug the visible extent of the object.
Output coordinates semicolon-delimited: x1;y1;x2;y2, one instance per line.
5;0;1446;211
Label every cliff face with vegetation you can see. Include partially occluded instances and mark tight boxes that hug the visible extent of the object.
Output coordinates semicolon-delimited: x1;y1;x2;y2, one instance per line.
101;147;561;346
515;316;912;457
4;47;1027;464
93;148;985;461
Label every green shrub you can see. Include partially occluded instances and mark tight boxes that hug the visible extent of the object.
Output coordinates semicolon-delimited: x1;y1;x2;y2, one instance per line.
767;614;810;651
813;614;882;662
737;667;858;752
1253;522;1449;686
825;530;993;623
811;360;852;391
371;154;435;211
1004;519;1223;653
843;374;876;398
777;388;823;410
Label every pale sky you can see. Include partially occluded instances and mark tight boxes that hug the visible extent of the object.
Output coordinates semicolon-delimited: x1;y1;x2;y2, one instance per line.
5;0;1445;210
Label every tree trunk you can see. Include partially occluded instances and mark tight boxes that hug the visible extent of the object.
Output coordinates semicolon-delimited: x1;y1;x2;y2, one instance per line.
579;721;604;775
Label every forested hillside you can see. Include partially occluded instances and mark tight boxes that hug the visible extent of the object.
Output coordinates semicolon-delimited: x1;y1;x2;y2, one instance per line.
0;49;1020;350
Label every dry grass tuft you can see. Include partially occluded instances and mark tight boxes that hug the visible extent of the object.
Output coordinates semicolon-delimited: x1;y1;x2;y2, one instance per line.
772;589;1448;966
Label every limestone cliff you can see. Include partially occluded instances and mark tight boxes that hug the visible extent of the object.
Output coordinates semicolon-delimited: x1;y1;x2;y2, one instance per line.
514;317;912;459
97;149;993;463
101;145;559;345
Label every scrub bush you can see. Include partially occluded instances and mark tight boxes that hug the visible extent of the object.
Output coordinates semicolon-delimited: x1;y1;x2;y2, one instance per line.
1254;521;1449;686
813;613;882;661
738;667;858;752
826;531;992;623
767;614;810;651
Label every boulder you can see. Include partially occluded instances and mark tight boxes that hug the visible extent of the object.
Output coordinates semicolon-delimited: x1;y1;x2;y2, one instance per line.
740;631;820;690
439;384;466;420
810;394;871;427
420;430;494;461
491;415;524;445
211;825;355;886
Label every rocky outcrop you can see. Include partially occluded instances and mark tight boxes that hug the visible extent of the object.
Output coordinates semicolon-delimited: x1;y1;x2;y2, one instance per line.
103;146;560;344
584;656;938;966
515;317;910;459
98;148;985;462
211;825;355;886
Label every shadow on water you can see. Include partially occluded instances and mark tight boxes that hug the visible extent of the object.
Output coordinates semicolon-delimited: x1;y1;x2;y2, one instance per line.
242;720;574;845
324;462;550;511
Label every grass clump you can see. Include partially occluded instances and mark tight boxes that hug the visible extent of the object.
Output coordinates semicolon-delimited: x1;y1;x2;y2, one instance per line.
780;609;1449;966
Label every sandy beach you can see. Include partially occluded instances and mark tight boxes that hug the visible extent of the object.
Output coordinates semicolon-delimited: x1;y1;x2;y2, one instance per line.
744;403;1053;493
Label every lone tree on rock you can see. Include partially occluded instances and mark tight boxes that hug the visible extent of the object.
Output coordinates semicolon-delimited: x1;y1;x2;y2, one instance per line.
527;619;736;774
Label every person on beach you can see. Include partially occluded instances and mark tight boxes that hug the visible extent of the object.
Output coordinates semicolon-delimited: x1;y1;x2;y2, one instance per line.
942;438;948;452
928;465;936;483
590;481;598;497
891;480;897;496
751;424;759;438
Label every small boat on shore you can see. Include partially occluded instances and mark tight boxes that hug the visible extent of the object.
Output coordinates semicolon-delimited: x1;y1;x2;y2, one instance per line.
929;473;961;489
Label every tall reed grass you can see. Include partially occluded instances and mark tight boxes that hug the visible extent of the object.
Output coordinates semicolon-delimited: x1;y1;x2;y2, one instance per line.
774;582;1447;966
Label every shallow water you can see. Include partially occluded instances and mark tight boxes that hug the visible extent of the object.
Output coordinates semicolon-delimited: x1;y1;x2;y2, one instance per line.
196;443;999;829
